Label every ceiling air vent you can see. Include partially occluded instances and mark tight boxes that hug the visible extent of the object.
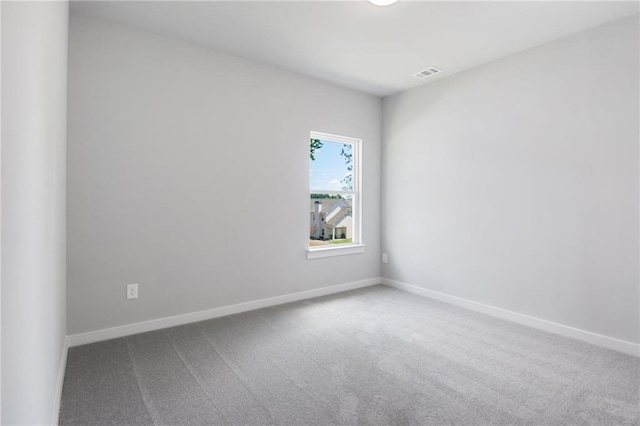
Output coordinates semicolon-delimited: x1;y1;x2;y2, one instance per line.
413;67;441;80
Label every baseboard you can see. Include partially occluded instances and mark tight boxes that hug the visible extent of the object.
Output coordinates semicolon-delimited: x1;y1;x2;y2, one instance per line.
381;278;639;357
68;277;381;347
52;336;70;425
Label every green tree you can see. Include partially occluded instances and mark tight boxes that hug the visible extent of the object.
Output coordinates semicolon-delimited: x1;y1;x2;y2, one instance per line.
310;138;323;161
340;144;353;191
311;194;343;199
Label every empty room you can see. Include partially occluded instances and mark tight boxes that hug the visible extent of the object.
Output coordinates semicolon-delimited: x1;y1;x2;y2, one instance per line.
2;0;639;425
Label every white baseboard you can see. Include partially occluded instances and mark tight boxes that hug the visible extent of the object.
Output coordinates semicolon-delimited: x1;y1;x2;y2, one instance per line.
52;336;70;425
68;278;381;347
381;278;639;357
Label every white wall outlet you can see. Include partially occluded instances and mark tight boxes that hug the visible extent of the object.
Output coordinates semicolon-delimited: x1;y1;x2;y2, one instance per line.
127;283;138;299
382;253;388;264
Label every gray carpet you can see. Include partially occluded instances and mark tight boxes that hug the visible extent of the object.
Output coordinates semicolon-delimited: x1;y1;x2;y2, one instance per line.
59;285;639;425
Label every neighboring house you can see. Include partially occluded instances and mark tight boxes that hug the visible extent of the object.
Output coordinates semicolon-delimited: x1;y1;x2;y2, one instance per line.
310;198;352;240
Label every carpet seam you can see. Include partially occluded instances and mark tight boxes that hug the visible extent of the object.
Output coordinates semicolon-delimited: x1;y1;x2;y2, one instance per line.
258;302;434;414
166;331;227;420
195;321;279;425
226;313;341;424
124;338;157;426
257;311;334;376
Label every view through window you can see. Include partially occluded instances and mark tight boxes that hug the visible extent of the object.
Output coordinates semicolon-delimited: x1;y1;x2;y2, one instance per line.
309;132;360;248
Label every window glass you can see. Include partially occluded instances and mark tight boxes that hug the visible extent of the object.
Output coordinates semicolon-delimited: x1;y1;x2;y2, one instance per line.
309;132;360;249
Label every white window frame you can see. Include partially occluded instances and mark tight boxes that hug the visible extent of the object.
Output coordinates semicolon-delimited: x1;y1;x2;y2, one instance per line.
307;131;365;259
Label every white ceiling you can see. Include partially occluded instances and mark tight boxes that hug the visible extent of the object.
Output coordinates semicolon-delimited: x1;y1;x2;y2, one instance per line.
70;1;639;97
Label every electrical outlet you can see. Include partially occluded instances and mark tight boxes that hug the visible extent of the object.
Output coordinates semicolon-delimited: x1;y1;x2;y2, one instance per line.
127;283;138;300
382;253;388;264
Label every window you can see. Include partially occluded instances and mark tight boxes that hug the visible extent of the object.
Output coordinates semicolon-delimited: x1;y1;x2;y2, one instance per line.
308;131;364;259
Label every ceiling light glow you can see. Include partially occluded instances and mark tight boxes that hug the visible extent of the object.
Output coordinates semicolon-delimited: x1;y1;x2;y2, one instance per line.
368;0;398;6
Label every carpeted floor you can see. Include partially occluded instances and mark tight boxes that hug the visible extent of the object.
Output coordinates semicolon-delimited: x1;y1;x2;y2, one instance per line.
59;285;639;425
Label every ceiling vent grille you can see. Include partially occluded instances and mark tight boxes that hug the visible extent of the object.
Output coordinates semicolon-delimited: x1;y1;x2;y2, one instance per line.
413;67;441;79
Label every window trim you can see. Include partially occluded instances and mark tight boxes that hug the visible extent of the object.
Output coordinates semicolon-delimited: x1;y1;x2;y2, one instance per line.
307;131;363;259
307;244;366;259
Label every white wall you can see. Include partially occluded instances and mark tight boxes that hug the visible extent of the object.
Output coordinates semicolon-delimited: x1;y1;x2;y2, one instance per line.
1;1;68;424
382;15;639;344
67;15;382;335
1;2;4;420
1;2;3;420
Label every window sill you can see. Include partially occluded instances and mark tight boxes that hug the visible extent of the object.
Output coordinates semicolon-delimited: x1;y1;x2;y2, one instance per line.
307;244;366;259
